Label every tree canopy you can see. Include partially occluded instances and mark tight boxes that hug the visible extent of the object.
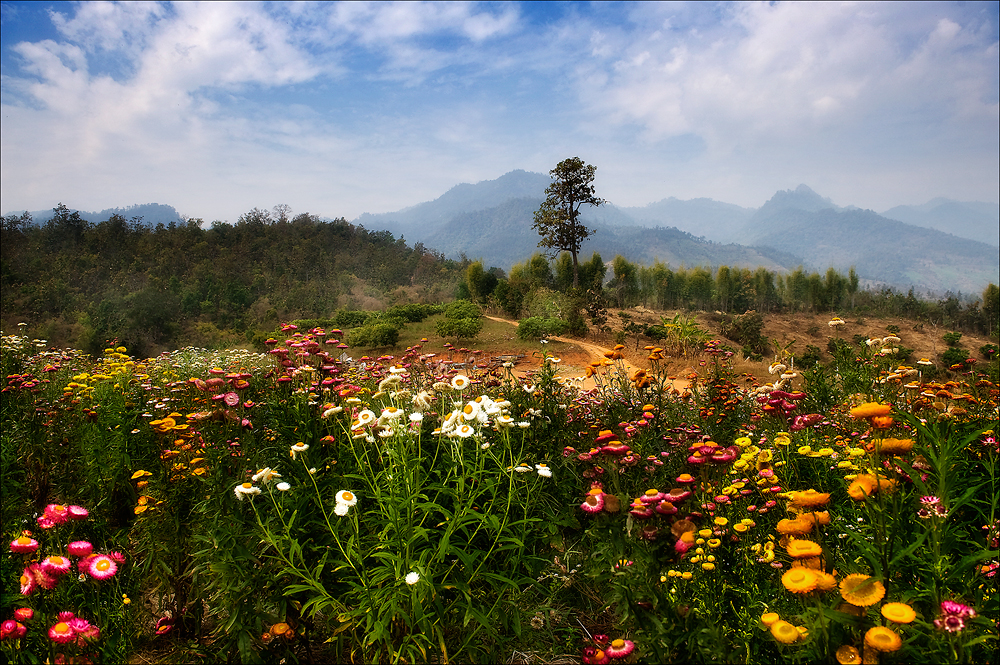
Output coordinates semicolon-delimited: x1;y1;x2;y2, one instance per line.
532;157;604;288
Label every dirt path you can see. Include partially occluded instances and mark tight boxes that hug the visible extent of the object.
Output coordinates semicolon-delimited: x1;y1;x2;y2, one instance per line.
484;316;690;392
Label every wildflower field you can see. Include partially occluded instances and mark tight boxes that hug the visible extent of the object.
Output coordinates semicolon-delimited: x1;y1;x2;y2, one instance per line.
1;324;997;664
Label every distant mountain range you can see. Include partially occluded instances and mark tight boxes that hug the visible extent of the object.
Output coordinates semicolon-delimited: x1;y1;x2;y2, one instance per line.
355;172;998;295
7;174;996;295
12;203;184;227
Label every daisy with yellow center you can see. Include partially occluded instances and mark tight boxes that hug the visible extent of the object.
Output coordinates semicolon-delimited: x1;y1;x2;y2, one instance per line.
839;574;885;606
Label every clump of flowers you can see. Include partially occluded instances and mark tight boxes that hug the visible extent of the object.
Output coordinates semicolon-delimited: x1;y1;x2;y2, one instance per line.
917;495;949;519
934;600;976;632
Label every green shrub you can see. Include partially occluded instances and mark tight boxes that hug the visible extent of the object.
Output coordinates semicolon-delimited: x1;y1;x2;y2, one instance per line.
347;323;400;348
797;344;822;369
333;309;371;328
386;303;441;323
942;346;970;368
719;310;768;354
943;331;963;346
444;299;482;320
435;317;483;340
516;317;568;340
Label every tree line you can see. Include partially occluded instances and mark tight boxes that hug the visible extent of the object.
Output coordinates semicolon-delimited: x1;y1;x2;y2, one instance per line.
1;205;463;356
462;251;998;337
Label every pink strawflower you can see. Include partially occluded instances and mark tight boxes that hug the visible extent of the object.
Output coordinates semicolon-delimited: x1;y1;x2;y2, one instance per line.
57;611;75;623
87;554;118;580
41;555;72;576
19;567;37;595
67;505;89;520
14;608;33;621
77;623;100;643
1;620;27;640
67;541;93;557
108;551;126;564
44;504;70;524
29;564;58;590
48;621;75;644
36;516;57;530
605;638;636;659
580;493;605;513
10;536;39;553
68;617;91;633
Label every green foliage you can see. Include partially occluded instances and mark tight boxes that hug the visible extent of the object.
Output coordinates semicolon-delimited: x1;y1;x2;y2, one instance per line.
718;310;768;354
532;158;603;288
942;346;970;368
332;309;371;328
797;344;823;369
346;322;400;348
1;211;462;355
516;317;568;340
435;300;483;340
943;331;964;346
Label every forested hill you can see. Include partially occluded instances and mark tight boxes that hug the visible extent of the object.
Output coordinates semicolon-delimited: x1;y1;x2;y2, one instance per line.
0;212;461;357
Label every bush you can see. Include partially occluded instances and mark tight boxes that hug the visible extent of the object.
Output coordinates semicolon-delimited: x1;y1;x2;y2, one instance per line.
943;331;963;346
797;344;822;369
387;303;441;323
719;310;768;355
347;323;400;348
516;317;568;340
942;346;970;368
333;309;371;328
444;300;482;320
435;317;483;340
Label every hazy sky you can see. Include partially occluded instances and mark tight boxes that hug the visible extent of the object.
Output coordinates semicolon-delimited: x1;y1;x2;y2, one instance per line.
2;1;998;223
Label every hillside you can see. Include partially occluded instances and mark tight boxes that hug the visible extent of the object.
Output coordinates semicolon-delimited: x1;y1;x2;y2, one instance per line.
881;198;999;247
740;190;999;294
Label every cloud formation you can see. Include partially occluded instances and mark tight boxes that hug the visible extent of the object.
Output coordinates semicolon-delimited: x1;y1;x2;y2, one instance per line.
1;1;996;222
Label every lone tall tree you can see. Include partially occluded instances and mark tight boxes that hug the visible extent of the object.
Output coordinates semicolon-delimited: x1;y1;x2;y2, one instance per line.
532;157;604;288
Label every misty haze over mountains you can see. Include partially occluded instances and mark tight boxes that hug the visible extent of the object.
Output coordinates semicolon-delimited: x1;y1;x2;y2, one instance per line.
9;172;998;296
353;171;998;295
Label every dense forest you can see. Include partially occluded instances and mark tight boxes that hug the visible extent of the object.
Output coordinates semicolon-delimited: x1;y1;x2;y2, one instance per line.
1;206;462;356
2;205;996;359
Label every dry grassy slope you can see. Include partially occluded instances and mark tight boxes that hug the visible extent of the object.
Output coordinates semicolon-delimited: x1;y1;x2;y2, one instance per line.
551;307;993;385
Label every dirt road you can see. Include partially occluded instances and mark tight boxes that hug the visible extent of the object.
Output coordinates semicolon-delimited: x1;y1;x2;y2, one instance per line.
485;316;690;392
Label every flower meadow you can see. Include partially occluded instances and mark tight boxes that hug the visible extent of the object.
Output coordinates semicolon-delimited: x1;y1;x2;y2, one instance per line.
1;325;997;664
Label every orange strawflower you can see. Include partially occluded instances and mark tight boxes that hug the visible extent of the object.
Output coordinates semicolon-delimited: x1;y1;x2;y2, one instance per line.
877;438;914;455
786;540;823;559
777;518;813;535
840;574;886;606
881;602;916;624
864;626;902;652
782;568;818;593
787;489;831;508
850;402;892;419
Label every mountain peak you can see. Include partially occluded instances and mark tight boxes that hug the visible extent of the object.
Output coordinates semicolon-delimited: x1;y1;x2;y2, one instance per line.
756;184;838;218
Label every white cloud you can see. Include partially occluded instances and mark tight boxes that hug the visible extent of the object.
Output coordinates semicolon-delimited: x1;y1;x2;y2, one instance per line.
1;1;996;221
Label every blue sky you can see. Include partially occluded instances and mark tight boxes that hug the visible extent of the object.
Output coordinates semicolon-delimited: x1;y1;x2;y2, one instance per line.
2;1;998;223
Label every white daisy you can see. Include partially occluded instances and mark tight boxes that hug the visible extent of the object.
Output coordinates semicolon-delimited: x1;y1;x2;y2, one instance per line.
405;571;420;585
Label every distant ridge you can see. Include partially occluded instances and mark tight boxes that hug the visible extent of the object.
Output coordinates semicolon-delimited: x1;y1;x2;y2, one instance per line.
9;203;184;227
350;175;998;294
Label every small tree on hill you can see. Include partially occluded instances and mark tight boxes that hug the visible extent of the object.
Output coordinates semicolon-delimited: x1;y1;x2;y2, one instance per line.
532;157;604;288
